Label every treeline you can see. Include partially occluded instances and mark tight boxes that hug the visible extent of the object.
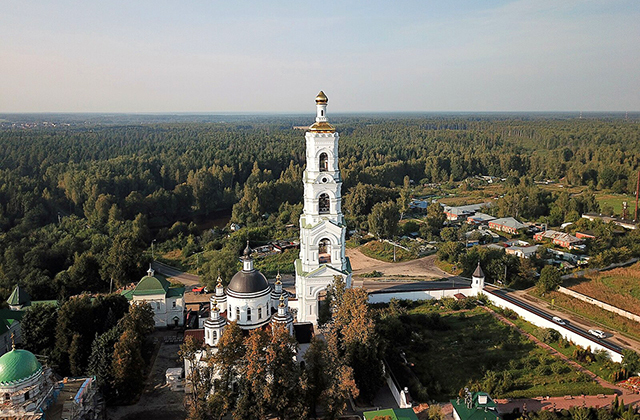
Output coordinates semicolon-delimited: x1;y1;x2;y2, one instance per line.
20;297;156;403
1;117;639;301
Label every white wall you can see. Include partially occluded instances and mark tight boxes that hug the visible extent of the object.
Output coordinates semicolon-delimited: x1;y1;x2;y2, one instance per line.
368;288;474;304
484;290;623;363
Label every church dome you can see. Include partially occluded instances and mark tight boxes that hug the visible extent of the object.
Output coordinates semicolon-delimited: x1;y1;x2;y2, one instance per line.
0;349;42;385
227;270;269;294
315;91;328;104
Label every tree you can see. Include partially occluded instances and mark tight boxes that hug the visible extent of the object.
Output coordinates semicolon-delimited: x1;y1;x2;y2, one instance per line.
368;201;399;239
88;325;123;401
112;328;145;402
622;349;640;376
304;338;328;418
397;176;411;220
179;336;209;418
21;303;58;357
537;265;562;293
105;232;146;287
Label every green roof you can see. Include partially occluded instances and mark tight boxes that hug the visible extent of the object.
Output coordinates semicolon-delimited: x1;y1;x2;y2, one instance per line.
0;309;24;335
451;392;499;420
7;285;30;307
363;408;418;420
133;274;170;296
0;349;42;385
166;287;185;298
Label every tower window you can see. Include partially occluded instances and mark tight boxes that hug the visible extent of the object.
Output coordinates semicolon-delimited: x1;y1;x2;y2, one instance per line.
236;307;240;320
213;331;217;340
258;307;262;319
319;153;328;172
319;238;332;263
320;110;324;116
319;193;330;214
247;307;252;321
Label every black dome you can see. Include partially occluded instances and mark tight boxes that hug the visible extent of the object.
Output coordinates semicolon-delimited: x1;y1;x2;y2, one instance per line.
228;269;269;294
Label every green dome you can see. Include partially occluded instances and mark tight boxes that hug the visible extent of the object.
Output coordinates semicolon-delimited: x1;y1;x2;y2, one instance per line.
0;349;42;385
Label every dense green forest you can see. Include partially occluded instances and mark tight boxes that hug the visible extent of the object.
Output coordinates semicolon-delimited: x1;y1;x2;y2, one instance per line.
0;115;639;300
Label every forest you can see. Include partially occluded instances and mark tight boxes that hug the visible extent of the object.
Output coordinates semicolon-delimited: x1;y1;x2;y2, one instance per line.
0;114;639;301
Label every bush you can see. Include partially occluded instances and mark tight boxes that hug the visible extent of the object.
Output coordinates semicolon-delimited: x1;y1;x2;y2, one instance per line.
539;328;561;344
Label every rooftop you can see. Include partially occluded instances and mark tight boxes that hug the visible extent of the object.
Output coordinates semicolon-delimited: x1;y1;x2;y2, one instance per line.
363;408;419;420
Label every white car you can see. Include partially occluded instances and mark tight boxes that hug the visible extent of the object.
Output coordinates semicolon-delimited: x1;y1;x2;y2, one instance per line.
588;329;606;339
552;316;566;325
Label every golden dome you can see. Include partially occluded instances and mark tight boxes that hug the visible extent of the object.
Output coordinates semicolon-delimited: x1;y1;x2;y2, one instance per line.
315;91;328;104
309;121;335;132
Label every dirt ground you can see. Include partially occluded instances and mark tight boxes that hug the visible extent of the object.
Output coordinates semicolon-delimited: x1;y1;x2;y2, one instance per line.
107;331;186;420
346;248;451;279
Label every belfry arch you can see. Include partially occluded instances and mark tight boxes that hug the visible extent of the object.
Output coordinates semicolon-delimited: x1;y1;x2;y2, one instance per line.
319;152;328;172
318;193;330;214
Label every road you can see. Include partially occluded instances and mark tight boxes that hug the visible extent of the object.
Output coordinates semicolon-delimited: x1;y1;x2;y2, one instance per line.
152;261;201;287
485;285;637;354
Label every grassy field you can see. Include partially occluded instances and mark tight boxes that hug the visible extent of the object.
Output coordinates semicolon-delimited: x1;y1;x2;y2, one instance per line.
530;289;640;340
359;240;417;263
565;262;640;315
253;249;298;276
381;304;609;401
595;193;637;215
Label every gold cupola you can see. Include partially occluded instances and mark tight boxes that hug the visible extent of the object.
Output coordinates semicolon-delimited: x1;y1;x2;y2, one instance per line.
315;91;328;104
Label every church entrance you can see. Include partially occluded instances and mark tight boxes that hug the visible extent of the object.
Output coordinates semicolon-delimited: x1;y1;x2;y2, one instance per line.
317;290;331;324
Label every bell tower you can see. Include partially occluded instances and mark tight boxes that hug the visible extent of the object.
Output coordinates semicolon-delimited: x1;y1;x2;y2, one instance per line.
294;91;352;324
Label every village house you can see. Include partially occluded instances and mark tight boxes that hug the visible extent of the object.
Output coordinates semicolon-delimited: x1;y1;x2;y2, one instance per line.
466;212;496;225
488;217;526;234
443;202;492;222
533;230;583;249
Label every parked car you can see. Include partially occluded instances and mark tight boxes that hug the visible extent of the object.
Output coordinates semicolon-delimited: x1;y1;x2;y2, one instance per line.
588;329;606;339
552;316;566;325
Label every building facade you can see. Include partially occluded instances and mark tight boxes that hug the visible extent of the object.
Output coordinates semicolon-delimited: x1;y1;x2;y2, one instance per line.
294;91;352;323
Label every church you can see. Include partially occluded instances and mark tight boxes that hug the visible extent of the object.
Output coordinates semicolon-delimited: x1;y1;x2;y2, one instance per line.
184;92;348;382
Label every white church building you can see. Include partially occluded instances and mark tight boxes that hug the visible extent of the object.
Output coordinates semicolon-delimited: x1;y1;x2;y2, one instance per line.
293;91;352;323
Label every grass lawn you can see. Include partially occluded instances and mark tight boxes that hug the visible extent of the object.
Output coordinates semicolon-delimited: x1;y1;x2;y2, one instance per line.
359;240;417;263
595;193;637;215
381;304;609;402
434;257;463;275
564;262;640;316
529;289;640;340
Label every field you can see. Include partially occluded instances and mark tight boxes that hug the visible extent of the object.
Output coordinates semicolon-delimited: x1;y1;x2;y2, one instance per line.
380;303;609;402
358;240;417;263
565;262;640;315
595;193;637;215
530;289;640;340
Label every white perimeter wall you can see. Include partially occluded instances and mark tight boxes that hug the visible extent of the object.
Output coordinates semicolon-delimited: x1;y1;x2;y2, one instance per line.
368;287;474;304
484;291;623;363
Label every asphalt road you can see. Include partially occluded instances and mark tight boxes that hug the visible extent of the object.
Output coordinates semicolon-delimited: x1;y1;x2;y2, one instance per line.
486;285;625;353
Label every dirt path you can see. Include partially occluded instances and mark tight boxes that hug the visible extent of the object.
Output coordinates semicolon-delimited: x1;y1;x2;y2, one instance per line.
346;248;451;279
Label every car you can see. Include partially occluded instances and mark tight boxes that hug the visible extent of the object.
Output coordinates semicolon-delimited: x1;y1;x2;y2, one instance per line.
552;316;566;325
588;329;606;339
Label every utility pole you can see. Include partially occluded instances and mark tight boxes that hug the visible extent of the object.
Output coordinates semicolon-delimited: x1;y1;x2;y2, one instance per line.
110;277;113;294
151;239;157;260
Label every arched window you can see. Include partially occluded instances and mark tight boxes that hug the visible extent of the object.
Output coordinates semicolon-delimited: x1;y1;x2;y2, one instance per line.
320;110;324;116
319;193;330;214
319;239;331;263
213;331;217;340
258;307;262;319
236;307;240;320
319;153;328;172
4;393;9;403
247;307;252;322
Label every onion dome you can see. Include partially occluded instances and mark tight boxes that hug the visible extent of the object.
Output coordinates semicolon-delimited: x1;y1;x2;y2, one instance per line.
227;242;270;295
0;342;42;385
315;91;328;104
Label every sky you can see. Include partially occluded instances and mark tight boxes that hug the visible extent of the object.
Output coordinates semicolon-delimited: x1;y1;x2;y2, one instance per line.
1;0;639;113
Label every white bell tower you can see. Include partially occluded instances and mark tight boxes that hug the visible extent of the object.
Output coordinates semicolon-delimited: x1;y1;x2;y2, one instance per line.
294;91;352;324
